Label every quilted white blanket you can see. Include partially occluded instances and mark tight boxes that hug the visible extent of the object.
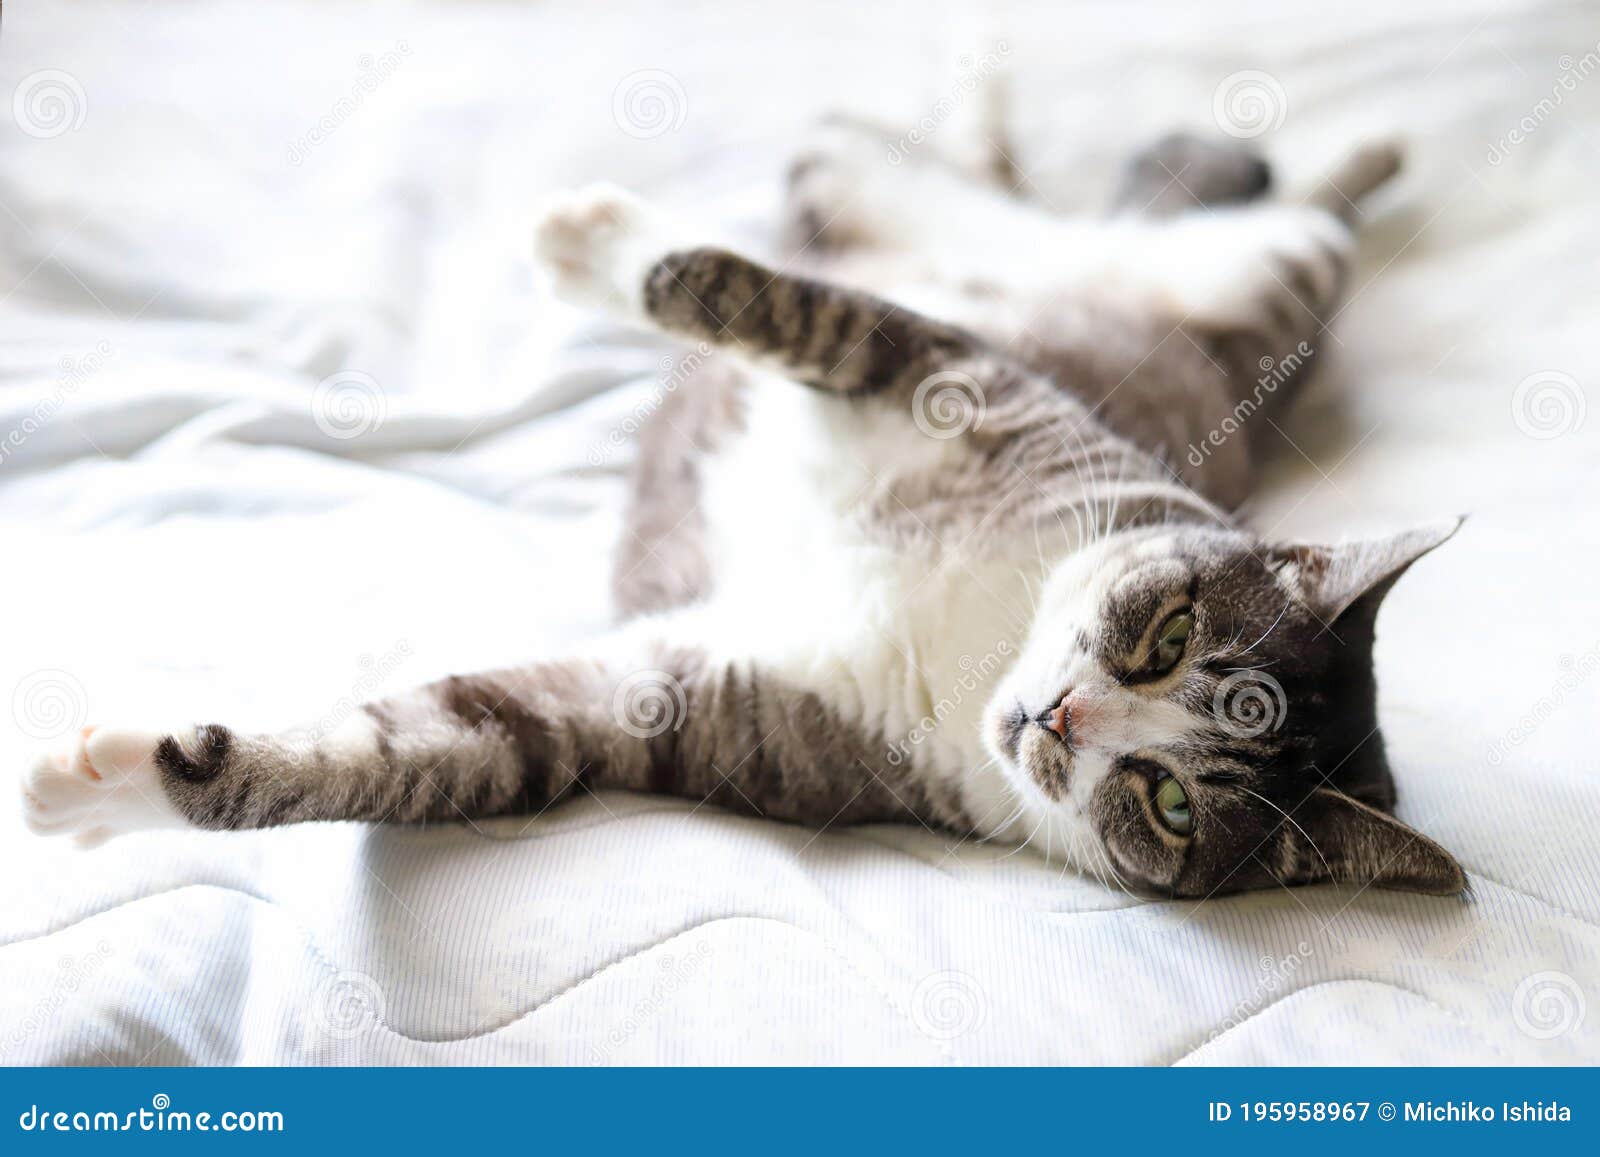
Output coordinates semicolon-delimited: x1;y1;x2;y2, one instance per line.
1;0;1597;1064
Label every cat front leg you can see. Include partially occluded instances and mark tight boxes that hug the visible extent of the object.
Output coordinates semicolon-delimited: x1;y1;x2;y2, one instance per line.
533;184;1041;407
20;640;956;839
1126;139;1402;336
532;183;707;320
20;654;652;840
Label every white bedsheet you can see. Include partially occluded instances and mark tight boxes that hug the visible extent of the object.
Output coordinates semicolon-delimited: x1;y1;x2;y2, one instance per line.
1;0;1597;1065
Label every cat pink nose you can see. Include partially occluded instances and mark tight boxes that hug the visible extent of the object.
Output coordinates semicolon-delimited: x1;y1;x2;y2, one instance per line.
1042;694;1072;740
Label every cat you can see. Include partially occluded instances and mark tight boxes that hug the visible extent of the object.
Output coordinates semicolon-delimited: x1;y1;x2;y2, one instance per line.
20;120;1467;899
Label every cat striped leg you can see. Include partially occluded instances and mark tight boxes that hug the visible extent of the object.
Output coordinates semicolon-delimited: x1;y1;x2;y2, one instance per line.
781;115;1032;254
533;184;1033;405
20;642;962;840
19;670;601;841
22;655;670;840
1154;140;1403;435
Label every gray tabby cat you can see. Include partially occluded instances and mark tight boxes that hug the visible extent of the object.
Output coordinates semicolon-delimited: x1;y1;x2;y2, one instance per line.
22;121;1467;899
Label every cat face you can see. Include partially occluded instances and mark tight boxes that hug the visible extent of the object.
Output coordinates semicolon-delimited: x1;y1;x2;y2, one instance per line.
984;521;1466;898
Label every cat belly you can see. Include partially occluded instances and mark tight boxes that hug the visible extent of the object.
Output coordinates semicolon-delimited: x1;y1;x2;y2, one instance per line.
679;374;1032;812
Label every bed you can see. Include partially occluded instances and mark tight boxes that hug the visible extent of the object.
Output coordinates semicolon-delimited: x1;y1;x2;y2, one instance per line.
1;0;1596;1064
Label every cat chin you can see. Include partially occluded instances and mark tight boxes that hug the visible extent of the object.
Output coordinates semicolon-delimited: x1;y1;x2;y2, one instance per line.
979;720;1119;869
984;739;1076;837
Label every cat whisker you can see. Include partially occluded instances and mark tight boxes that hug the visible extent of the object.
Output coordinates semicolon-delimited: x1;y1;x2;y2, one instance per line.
1240;602;1290;656
1093;839;1135;898
1231;784;1335;884
993;812;1046;862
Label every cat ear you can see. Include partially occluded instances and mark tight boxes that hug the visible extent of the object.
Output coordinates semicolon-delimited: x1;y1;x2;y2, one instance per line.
1289;787;1466;895
1268;517;1464;624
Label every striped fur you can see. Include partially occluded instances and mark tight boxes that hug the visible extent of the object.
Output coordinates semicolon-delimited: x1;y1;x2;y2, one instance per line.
22;127;1466;898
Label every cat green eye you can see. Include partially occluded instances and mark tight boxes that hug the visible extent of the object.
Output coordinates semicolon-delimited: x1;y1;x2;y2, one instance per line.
1154;774;1192;836
1150;609;1194;674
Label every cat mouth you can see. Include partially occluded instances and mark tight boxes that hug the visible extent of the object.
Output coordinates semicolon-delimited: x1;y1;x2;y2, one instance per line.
1001;701;1076;801
1002;702;1029;759
1004;699;1078;756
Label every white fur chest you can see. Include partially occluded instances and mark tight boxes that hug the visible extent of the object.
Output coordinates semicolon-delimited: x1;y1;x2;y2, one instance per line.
686;375;1037;788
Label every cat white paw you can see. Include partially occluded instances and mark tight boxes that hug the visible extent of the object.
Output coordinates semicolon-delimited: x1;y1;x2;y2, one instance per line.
786;120;891;232
20;726;182;846
532;183;694;317
1139;205;1352;331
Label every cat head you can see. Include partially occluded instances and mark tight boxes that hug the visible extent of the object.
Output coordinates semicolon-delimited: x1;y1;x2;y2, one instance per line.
984;518;1465;898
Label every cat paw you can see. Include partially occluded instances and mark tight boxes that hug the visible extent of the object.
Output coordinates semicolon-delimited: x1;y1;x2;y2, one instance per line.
1312;139;1404;216
784;119;890;242
532;184;693;316
1116;131;1272;214
20;726;182;846
1142;205;1352;332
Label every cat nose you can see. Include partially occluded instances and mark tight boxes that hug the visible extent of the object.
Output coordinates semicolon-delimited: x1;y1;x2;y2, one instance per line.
1036;693;1072;741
